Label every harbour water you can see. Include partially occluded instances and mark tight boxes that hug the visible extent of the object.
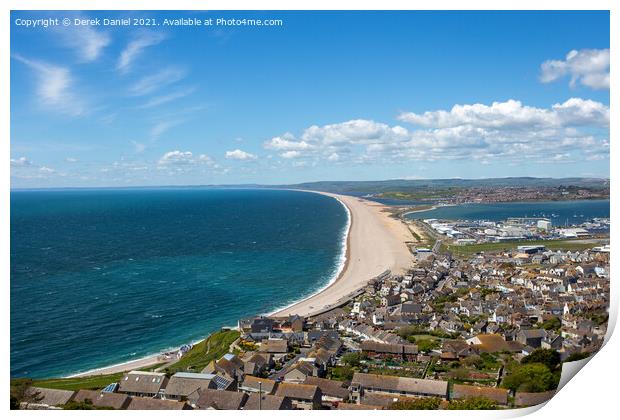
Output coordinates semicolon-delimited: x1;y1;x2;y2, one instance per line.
405;200;610;225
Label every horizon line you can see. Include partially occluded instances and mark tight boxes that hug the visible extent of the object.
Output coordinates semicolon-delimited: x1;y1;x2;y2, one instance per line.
9;175;610;192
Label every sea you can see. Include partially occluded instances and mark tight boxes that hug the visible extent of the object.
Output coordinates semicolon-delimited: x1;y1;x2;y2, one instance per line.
404;199;610;225
10;188;349;378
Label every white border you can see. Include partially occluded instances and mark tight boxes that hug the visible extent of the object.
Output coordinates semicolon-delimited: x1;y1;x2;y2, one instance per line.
3;1;616;419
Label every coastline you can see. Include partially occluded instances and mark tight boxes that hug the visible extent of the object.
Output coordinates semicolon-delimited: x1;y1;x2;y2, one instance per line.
66;190;414;378
266;191;352;316
271;190;414;317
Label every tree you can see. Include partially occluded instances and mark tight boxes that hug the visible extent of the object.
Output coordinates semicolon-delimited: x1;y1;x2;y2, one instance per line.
565;352;590;362
521;349;561;371
502;363;558;392
448;396;497;410
341;351;362;367
330;366;354;381
10;379;42;410
416;339;439;353
540;317;562;331
391;397;441;410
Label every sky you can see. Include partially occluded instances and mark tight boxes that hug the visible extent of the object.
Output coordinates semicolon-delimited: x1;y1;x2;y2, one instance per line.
10;10;610;188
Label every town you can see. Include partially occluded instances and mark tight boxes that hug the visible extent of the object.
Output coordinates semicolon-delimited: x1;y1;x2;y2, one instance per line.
13;233;609;410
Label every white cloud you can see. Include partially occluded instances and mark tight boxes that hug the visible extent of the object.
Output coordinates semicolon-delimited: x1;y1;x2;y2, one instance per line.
327;153;340;162
13;55;85;116
39;166;55;173
158;151;217;167
397;98;608;129
198;154;216;164
540;49;609;89
117;32;166;73
264;134;313;151
65;157;78;162
150;120;182;139
139;87;195;109
158;150;194;165
225;149;257;160
264;98;609;165
280;150;301;159
131;141;146;153
11;157;32;167
129;67;186;96
62;24;110;62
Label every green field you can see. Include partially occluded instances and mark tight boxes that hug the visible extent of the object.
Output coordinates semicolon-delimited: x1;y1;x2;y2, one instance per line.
442;239;599;256
165;329;240;374
13;373;125;392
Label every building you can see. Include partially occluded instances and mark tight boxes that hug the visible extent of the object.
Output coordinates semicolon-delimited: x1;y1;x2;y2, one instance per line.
20;387;75;409
117;371;168;398
517;329;546;348
242;393;293;410
164;372;216;401
239;376;279;394
349;373;448;403
275;383;322;410
537;220;552;231
360;341;418;361
72;390;131;410
451;384;509;406
126;397;191;410
195;389;248;410
303;376;350;405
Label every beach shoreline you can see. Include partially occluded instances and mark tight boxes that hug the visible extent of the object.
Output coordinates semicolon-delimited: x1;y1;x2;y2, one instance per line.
271;190;414;317
266;191;352;316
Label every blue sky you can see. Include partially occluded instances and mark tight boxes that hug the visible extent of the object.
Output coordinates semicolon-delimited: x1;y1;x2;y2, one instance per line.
10;10;610;188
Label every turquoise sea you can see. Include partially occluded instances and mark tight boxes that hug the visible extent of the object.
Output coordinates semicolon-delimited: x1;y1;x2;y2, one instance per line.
10;189;348;378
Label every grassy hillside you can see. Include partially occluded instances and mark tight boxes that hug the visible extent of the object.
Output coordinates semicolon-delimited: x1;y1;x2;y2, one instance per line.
165;329;240;374
11;373;124;392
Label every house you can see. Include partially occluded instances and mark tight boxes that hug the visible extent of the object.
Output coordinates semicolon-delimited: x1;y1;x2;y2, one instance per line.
194;369;236;391
441;340;476;360
349;373;448;403
21;387;76;409
275;383;322;410
381;294;401;307
336;402;384;410
283;361;315;383
261;338;289;354
239;316;274;334
303;376;350;404
126;397;191;410
242;393;293;410
118;371;168;398
517;329;546;348
164;372;216;401
242;353;271;376
514;390;556;407
282;315;305;332
466;334;523;353
239;376;278;395
72;389;131;410
451;384;509;405
541;334;563;350
360;341;418;361
195;388;248;410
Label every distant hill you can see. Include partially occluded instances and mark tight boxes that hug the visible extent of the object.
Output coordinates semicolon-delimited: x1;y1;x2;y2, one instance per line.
276;177;609;195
